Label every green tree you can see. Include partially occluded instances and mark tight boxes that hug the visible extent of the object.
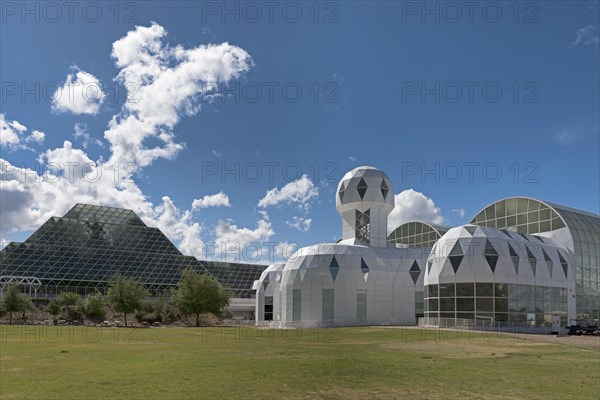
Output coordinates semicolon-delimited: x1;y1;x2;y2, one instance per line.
107;274;148;327
46;300;61;324
57;292;82;322
173;268;230;327
1;283;35;325
82;292;106;324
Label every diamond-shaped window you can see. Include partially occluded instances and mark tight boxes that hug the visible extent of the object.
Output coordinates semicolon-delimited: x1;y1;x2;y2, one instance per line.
448;242;464;273
329;256;340;281
356;178;368;199
380;180;389;200
409;260;421;284
484;239;499;273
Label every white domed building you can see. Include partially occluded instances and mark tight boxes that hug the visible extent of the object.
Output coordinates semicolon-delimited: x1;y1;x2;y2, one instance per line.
253;168;598;330
254;166;429;327
423;225;576;330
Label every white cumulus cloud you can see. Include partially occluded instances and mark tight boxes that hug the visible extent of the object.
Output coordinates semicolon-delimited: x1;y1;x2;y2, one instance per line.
1;114;45;151
0;23;254;261
192;192;231;209
52;67;105;115
452;208;465;218
258;175;318;209
388;189;445;233
286;216;312;233
73;123;104;149
214;216;275;261
105;22;252;168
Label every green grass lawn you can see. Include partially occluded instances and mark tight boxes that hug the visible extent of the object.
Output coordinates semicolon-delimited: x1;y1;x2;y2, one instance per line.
1;325;598;399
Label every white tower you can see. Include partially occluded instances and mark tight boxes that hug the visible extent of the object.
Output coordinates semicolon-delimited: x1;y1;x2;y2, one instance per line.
336;166;394;248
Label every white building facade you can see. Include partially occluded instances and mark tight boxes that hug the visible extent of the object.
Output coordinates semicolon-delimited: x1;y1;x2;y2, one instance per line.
423;225;576;330
254;166;428;327
253;167;598;329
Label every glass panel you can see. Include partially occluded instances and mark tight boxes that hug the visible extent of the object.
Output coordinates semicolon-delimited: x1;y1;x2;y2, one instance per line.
495;201;506;218
356;290;367;324
535;301;543;313
476;283;493;297
528;211;539;222
476;298;493;312
428;298;438;311
292;289;302;321
551;287;560;301
495;298;508;312
519;299;535;313
439;283;455;297
495;283;508;298
505;199;517;215
540;220;551;232
429;284;438;297
495;313;508;322
440;298;455;312
456;282;474;297
535;286;545;300
507;216;517;227
517;198;529;214
456;298;474;311
508;298;519;313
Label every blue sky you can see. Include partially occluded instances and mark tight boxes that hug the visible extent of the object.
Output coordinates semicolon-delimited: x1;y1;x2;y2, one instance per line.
1;1;599;262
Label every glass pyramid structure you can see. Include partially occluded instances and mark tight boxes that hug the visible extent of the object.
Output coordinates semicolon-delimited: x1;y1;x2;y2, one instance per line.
0;204;266;298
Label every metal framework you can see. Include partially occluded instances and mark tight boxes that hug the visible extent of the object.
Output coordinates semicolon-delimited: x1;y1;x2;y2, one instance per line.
0;204;266;299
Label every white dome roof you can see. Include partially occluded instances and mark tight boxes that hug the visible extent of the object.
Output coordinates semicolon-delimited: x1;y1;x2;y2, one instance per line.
336;166;394;212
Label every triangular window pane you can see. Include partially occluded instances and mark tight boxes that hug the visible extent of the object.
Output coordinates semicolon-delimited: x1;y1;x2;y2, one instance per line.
410;260;420;272
484;239;498;256
449;256;463;273
542;249;552;261
485;255;498;273
558;251;568;278
380;180;389;200
360;257;369;274
465;226;478;236
448;242;463;273
508;243;518;257
483;240;499;273
507;243;519;274
338;182;346;202
511;256;519;274
449;242;463;256
526;245;537;276
542;249;552;277
357;178;368;199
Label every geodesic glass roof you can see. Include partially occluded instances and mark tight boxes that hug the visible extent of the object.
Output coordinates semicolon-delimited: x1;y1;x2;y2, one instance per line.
1;203;266;298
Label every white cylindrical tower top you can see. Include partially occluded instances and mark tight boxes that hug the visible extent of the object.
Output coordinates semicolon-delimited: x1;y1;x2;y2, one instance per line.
336;166;394;247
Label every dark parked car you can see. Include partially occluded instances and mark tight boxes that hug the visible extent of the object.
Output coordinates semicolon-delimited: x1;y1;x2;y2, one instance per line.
565;325;585;335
